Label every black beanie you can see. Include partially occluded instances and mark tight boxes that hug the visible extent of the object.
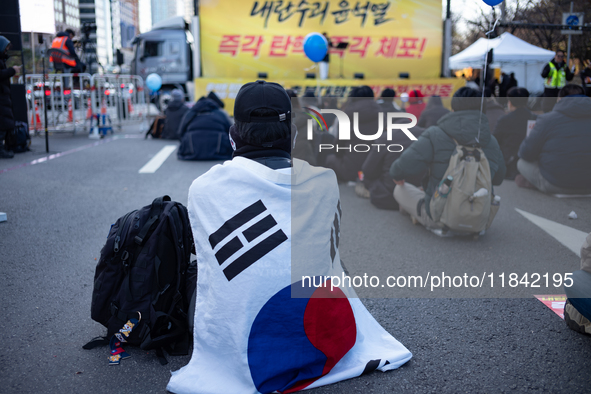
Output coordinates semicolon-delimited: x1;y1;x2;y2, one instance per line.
349;86;374;98
451;87;482;112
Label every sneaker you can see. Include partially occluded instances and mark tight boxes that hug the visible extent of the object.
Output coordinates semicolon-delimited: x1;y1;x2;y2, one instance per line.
0;148;14;159
354;182;370;199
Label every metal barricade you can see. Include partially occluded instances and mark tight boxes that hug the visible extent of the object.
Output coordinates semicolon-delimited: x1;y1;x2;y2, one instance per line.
22;73;148;135
23;73;93;135
90;74;149;132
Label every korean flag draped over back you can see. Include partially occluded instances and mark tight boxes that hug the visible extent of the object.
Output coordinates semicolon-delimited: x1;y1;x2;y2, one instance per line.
167;157;411;394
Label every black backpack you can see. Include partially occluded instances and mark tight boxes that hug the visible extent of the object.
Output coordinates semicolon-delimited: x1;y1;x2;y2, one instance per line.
7;121;31;153
84;196;196;365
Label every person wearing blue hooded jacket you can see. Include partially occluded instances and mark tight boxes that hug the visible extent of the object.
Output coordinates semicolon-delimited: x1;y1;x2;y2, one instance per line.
517;84;591;194
0;36;21;159
177;94;233;161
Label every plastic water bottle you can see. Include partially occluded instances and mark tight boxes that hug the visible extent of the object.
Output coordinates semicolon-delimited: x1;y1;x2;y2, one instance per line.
472;188;489;198
438;176;453;195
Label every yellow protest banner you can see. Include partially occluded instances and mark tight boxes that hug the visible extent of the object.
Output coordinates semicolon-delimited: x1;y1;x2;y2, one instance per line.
199;0;443;80
194;77;466;115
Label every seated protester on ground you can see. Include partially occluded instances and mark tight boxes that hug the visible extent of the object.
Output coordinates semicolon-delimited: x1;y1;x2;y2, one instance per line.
320;95;339;125
376;88;403;113
177;95;232;161
167;80;412;394
406;89;426;120
311;95;340;167
564;232;591;335
494;87;537;180
484;88;505;133
362;124;425;210
287;89;316;165
516;84;591;194
50;29;86;73
325;86;379;182
390;87;506;230
417;95;450;129
161;89;189;140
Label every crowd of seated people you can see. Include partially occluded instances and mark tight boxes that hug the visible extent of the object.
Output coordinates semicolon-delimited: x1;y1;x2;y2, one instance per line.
151;80;591;201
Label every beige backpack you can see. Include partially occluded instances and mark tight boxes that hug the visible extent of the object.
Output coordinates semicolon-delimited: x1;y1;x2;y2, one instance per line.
429;141;499;234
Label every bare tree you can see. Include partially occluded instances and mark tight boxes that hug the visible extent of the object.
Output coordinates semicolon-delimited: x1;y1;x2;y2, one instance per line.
454;0;591;60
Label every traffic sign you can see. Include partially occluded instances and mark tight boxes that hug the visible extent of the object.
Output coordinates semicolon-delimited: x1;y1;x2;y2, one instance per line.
562;12;584;35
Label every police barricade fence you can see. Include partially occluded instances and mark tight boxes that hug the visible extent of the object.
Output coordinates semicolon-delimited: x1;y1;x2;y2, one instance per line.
90;74;149;134
22;73;92;135
22;73;148;136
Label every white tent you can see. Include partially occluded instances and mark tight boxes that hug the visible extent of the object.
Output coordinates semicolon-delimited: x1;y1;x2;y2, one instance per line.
449;32;555;94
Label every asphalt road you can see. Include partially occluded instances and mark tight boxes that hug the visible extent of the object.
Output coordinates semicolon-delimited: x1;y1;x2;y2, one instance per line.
1;125;590;393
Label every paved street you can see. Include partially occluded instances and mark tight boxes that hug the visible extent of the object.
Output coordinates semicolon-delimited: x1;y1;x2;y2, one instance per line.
1;124;590;393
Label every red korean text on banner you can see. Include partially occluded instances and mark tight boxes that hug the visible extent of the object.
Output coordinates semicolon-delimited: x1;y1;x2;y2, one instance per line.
375;37;399;58
242;35;265;57
349;36;372;58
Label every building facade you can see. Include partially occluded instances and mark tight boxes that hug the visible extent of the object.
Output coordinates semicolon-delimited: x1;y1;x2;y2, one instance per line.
54;0;81;33
78;0;112;71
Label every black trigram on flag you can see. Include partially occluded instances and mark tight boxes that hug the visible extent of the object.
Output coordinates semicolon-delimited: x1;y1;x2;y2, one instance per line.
330;200;342;264
208;200;288;281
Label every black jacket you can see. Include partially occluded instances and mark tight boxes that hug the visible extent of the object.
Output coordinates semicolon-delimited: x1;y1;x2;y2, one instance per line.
518;95;591;189
485;99;506;134
325;99;382;182
0;57;15;131
494;107;537;178
417;97;450;129
177;98;232;161
362;126;425;210
292;109;316;165
162;99;189;140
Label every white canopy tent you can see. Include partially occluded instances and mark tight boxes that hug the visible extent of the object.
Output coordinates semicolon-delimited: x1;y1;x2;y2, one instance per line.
449;32;556;94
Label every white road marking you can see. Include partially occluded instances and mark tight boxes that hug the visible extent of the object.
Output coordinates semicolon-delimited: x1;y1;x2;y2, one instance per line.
139;145;177;173
515;208;588;257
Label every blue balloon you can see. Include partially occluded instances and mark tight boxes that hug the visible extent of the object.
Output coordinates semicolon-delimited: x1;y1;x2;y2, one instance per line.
303;33;328;63
482;0;504;6
146;73;162;92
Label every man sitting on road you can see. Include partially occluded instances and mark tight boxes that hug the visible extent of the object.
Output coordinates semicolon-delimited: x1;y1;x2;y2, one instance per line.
176;93;232;160
494;87;537;180
390;87;506;231
516;84;591;195
167;80;411;394
161;89;188;140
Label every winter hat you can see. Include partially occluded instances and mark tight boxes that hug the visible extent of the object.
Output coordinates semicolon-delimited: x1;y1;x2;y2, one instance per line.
171;89;184;102
451;87;482;112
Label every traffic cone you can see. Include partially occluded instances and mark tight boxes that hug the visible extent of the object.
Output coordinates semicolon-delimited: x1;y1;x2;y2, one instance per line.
100;97;107;115
30;101;42;130
67;97;73;122
127;97;134;115
86;97;92;120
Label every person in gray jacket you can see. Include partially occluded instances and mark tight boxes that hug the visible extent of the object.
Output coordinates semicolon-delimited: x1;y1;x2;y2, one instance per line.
517;84;591;194
390;87;506;229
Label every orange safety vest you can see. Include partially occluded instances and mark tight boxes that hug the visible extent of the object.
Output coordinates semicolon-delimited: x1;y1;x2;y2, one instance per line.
49;36;77;67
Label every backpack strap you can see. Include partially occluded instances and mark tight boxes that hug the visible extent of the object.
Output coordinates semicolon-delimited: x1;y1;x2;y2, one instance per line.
83;336;109;349
134;196;171;246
